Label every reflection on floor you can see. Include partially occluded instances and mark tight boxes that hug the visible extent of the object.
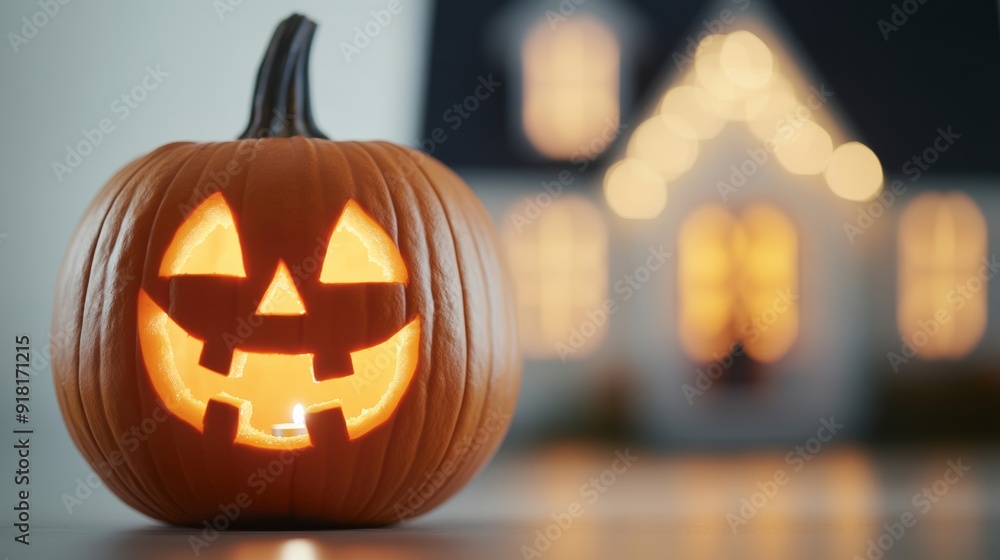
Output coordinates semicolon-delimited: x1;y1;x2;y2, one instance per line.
13;444;1000;560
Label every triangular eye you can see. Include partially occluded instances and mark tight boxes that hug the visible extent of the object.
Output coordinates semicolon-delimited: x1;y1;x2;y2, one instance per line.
319;200;407;284
160;193;246;277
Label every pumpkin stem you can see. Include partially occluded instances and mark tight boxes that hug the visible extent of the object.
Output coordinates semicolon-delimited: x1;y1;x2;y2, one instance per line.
239;14;328;139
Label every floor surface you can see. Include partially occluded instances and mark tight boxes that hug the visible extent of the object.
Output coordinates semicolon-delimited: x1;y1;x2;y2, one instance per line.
4;444;998;559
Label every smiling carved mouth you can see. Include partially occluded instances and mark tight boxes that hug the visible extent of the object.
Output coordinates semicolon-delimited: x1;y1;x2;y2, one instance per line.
137;289;420;449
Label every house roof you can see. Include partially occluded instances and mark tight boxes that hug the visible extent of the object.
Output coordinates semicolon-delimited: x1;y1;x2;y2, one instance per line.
420;0;1000;176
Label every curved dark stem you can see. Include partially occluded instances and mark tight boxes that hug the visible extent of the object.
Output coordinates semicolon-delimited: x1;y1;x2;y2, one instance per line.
239;14;328;139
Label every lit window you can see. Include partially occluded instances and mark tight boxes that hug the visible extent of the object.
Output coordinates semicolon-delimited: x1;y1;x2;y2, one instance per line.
898;192;987;359
522;15;620;160
503;196;608;359
678;203;798;363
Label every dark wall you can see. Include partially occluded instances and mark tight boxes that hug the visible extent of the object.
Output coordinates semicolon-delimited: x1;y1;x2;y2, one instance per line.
421;0;1000;177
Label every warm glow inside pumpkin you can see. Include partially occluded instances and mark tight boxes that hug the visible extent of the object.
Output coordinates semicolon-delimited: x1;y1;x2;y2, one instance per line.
138;193;420;450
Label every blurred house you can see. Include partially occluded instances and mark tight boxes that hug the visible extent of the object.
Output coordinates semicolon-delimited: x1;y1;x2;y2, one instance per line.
420;0;999;446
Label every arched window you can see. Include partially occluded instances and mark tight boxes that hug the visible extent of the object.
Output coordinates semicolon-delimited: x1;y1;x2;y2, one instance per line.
521;15;620;160
504;196;608;359
898;191;987;359
678;203;798;363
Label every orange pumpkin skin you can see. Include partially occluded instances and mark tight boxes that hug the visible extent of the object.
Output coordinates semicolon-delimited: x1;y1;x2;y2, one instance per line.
51;16;519;528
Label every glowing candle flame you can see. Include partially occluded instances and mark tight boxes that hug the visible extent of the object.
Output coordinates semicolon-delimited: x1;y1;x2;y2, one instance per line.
292;404;305;426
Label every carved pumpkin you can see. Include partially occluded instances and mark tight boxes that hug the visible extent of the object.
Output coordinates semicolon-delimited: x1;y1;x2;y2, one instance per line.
52;14;519;527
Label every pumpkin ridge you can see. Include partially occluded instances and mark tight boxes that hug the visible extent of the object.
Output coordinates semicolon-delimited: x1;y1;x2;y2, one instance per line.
125;143;218;521
281;136;315;523
129;142;224;522
346;142;437;521
332;143;404;520
106;158;197;520
297;138;335;520
408;151;517;514
70;146;188;520
386;143;479;517
317;140;362;516
123;148;216;523
366;141;460;521
55;154;151;497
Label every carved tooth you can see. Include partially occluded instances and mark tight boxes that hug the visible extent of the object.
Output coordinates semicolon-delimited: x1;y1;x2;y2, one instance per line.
304;405;349;445
311;350;355;381
198;336;236;375
203;396;245;445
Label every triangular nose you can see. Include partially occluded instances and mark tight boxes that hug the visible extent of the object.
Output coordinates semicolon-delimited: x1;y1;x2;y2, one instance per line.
256;260;306;316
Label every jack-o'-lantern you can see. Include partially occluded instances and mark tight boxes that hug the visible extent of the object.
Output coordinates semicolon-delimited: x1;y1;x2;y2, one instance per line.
52;14;519;527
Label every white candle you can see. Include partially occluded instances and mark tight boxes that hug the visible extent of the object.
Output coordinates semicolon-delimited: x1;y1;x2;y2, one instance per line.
271;404;307;437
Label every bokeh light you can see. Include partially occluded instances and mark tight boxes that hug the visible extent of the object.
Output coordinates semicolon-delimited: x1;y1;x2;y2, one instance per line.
824;141;883;201
626;115;699;180
658;85;727;139
604;158;668;219
774;120;833;175
720;30;774;89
